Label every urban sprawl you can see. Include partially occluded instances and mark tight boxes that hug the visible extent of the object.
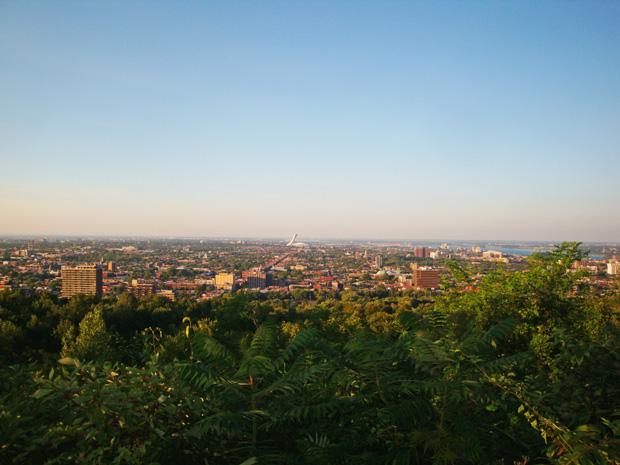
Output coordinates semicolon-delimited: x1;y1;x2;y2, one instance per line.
2;237;619;300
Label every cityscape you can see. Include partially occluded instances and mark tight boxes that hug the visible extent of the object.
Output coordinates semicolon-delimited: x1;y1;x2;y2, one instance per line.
1;235;619;301
2;1;620;464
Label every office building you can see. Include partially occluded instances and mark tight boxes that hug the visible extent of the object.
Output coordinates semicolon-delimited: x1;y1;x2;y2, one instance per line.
61;265;103;298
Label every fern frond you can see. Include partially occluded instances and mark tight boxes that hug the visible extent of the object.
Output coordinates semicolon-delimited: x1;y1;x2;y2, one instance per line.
235;355;275;379
481;352;525;373
255;363;330;397
463;318;517;355
249;323;277;357
178;362;224;391
385;399;434;429
191;332;235;367
272;328;319;369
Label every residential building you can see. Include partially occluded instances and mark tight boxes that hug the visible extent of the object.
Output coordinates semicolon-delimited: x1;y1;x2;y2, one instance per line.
412;267;439;290
414;247;428;259
131;282;155;298
215;272;236;291
246;269;273;289
61;265;103;298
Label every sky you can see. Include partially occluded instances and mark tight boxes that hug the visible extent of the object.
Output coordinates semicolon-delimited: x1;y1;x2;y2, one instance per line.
1;1;619;242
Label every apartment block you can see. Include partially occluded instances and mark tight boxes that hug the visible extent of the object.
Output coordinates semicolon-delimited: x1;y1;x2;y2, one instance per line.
215;272;236;291
412;267;439;290
61;265;103;298
414;247;428;259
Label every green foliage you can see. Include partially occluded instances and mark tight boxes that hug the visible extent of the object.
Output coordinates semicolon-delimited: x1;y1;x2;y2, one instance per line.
8;358;203;464
62;308;114;361
1;242;619;464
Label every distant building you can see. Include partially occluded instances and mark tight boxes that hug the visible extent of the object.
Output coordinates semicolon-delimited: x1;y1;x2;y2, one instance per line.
155;289;177;301
573;259;589;269
246;269;273;289
375;256;383;267
0;276;16;292
472;246;482;253
429;251;440;260
414;247;428;259
61;265;103;298
607;262;619;276
412;267;439;290
108;261;117;272
286;233;308;248
131;282;155;298
482;250;503;259
215;272;236;291
16;249;34;257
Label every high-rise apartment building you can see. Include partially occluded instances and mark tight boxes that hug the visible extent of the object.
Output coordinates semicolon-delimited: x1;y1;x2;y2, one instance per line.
61;265;103;298
414;247;428;258
375;256;383;267
246;269;273;289
412;267;439;290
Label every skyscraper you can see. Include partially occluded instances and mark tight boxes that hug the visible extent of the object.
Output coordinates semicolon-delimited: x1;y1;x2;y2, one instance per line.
61;265;103;298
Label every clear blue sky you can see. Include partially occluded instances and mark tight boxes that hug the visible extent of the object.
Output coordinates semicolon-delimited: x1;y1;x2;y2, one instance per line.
1;1;619;241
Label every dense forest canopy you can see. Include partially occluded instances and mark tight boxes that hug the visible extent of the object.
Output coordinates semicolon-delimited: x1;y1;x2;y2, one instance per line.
1;243;619;464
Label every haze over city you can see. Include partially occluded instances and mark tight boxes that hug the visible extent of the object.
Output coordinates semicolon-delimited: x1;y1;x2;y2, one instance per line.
1;1;619;241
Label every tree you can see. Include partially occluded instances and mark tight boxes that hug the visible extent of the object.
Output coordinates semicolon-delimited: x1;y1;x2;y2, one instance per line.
63;308;114;361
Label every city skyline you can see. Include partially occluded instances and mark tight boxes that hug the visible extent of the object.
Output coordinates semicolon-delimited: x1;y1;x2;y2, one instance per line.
1;1;619;241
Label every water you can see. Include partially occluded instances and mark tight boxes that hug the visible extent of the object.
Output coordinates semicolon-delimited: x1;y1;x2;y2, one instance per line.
472;246;603;260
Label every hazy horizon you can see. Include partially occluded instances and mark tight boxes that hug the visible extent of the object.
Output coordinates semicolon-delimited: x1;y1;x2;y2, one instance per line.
1;233;616;247
2;1;619;242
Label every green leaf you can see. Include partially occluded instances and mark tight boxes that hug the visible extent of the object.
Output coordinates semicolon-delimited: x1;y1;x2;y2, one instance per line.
238;458;258;465
32;388;53;399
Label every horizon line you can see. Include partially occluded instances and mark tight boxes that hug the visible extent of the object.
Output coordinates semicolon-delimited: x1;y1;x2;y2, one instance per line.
0;233;616;245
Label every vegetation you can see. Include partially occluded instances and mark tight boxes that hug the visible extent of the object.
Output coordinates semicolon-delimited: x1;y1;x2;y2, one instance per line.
1;243;619;464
